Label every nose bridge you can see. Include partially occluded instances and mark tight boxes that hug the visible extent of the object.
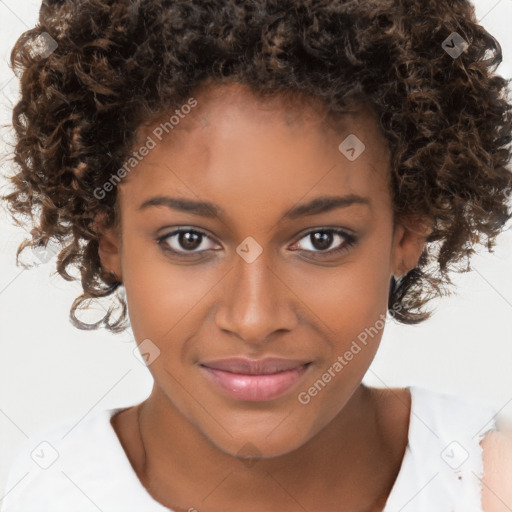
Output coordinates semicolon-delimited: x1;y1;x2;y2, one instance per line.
215;245;296;343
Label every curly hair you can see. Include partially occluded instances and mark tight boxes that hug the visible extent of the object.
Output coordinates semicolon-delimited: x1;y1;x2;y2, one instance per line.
2;0;512;332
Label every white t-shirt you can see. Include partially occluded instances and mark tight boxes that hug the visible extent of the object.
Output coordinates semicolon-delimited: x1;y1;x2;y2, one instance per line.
0;386;497;512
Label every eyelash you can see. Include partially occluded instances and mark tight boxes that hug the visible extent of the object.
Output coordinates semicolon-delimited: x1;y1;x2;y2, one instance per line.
156;227;357;260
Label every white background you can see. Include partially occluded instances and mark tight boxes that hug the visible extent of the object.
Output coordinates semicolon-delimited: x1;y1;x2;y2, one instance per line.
1;0;512;499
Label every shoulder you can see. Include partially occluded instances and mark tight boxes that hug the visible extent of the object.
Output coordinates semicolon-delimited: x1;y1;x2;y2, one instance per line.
481;428;512;512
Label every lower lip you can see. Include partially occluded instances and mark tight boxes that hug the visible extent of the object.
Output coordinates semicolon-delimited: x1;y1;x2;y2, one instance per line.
200;364;310;401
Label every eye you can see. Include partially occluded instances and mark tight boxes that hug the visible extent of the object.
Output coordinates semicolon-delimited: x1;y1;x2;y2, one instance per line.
156;227;357;260
290;228;357;258
157;228;219;256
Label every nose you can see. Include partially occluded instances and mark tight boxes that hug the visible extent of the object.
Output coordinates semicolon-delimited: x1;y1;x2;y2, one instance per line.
214;248;298;345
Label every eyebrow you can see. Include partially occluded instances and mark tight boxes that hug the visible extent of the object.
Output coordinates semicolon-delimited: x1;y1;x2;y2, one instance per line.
138;194;371;221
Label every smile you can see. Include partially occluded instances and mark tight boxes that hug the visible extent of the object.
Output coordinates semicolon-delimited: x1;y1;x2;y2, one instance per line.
199;358;312;401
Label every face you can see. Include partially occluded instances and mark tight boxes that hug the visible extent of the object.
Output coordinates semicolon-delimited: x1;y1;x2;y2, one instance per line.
98;82;427;458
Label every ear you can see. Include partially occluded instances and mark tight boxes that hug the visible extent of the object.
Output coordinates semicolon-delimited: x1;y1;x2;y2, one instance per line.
391;217;433;278
95;214;122;281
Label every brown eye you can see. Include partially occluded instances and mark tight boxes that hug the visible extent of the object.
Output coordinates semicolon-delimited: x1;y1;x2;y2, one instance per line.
309;231;334;251
177;231;202;251
291;229;357;257
157;228;219;256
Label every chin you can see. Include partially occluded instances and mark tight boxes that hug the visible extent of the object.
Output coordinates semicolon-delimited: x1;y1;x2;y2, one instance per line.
201;419;312;461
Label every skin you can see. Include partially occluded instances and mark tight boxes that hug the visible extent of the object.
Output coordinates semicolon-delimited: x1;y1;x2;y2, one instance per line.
481;431;512;511
98;81;431;511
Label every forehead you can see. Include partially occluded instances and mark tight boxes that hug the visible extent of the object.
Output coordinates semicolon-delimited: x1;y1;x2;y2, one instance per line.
121;82;391;220
138;81;384;145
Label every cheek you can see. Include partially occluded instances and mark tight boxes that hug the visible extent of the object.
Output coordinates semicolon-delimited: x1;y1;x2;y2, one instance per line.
294;263;389;426
295;257;390;342
120;238;209;340
293;246;392;392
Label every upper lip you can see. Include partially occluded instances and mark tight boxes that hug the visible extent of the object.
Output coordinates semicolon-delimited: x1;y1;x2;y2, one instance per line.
200;357;311;375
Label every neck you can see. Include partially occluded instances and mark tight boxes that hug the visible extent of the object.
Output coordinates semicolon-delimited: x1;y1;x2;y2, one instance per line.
133;383;404;512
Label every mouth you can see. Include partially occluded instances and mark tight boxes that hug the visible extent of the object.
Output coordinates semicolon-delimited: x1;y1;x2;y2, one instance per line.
199;357;312;402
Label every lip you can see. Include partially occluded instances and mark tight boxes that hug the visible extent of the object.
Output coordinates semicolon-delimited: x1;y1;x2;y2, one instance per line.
199;357;311;401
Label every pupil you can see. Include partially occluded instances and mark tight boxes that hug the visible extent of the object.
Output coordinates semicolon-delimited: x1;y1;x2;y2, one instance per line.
312;231;332;251
180;231;201;250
